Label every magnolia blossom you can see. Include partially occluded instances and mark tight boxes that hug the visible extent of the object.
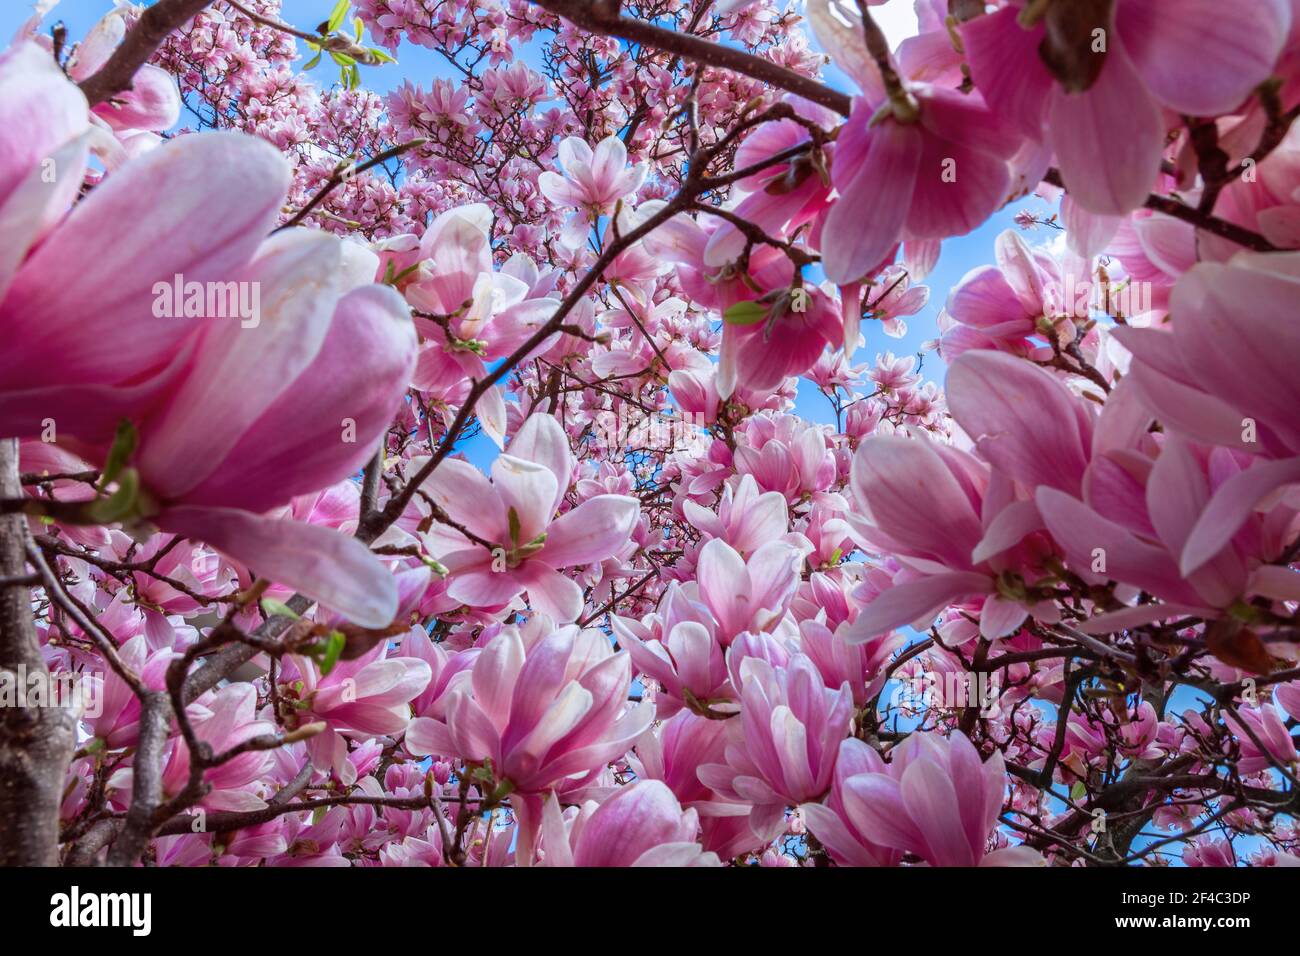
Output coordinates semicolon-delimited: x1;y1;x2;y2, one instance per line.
539;135;647;247
539;780;720;867
699;654;855;841
6;0;1300;875
404;622;653;859
281;643;432;787
962;0;1290;215
420;413;639;622
810;0;1022;283
805;731;1042;867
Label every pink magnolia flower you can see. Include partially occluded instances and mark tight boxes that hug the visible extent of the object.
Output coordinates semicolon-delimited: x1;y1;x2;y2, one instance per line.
420;412;640;622
1112;254;1300;574
281;642;433;787
701;107;835;269
66;6;181;145
693;538;805;644
681;474;790;557
403;204;556;444
1277;680;1300;722
699;653;854;841
404;622;654;855
640;207;842;397
400;627;479;720
539;135;646;247
127;230;416;628
818;731;1040;867
0;44;418;627
538;780;720;867
848;263;930;348
81;635;173;750
799;618;903;707
1224;704;1299;774
1029;414;1299;633
809;0;1022;283
540;135;646;211
615;615;731;720
378;825;447;867
1184;837;1238;868
1065;702;1162;763
159;684;278;812
940;229;1088;360
961;0;1290;215
732;414;840;506
627;711;758;860
0;44;285;445
800;738;904;866
946;349;1094;499
844;431;1049;642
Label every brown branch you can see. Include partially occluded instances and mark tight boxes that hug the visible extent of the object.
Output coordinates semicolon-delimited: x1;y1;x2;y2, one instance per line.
1042;167;1278;252
106;691;171;865
528;0;853;116
78;0;215;107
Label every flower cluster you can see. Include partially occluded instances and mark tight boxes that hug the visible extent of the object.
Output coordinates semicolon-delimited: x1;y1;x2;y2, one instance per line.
0;0;1297;870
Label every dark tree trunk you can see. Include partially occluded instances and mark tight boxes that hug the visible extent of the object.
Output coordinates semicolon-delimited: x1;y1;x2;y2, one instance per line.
0;439;75;866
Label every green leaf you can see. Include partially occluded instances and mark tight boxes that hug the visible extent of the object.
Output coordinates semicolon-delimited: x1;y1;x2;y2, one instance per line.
97;419;139;491
383;262;419;286
319;630;346;676
85;467;140;524
326;0;351;34
329;50;356;66
1070;781;1087;801
302;51;322;70
722;300;768;326
353;16;364;40
260;598;301;620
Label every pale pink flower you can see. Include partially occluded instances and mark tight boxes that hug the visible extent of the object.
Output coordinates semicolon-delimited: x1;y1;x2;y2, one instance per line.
812;731;1041;867
404;623;654;858
1224;704;1299;774
283;643;432;787
699;653;854;841
800;738;904;866
809;1;1022;283
627;711;758;860
538;780;720;867
1112;254;1300;574
539;134;646;213
961;0;1290;214
420;412;640;622
693;538;805;644
159;683;278;812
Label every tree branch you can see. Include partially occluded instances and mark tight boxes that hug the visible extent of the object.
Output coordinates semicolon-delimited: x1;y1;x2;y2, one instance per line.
78;0;216;108
528;0;853;117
